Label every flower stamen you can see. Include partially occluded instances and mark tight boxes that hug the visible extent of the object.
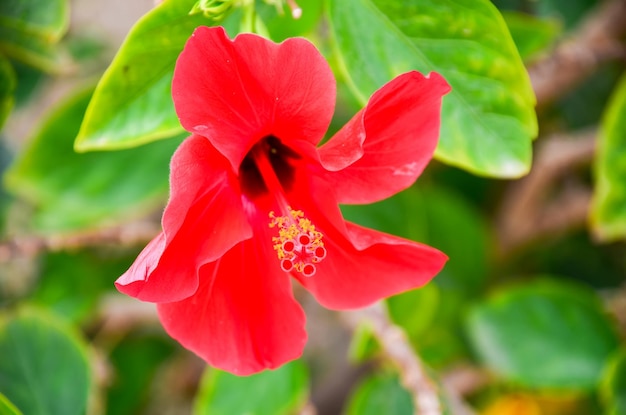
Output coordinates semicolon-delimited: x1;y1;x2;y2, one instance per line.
269;207;325;277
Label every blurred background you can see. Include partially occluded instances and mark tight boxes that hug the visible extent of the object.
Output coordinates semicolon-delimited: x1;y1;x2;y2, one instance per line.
1;0;625;414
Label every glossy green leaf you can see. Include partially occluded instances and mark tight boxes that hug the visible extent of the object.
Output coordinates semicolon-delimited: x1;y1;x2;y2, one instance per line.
327;0;537;177
0;393;22;415
344;373;413;415
502;11;561;62
4;86;181;232
601;349;626;415
193;360;309;415
467;278;619;390
74;0;210;151
591;73;626;242
0;0;68;41
0;55;15;129
0;308;92;415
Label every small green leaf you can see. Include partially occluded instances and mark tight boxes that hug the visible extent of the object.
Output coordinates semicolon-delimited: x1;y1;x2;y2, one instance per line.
193;361;309;415
4;86;181;232
591;73;626;242
327;0;537;177
344;373;413;415
0;0;69;41
601;349;626;415
0;393;22;415
0;55;16;129
74;0;211;151
467;278;619;390
0;308;92;415
502;11;561;62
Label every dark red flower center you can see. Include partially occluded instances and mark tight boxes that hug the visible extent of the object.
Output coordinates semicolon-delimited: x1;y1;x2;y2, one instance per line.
239;136;326;277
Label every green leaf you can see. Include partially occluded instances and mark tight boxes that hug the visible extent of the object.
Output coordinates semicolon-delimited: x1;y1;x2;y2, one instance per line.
193;361;309;415
502;11;561;62
4;86;181;232
0;55;16;129
0;393;22;415
0;308;92;415
591;73;626;242
601;349;626;415
344;373;413;415
0;0;69;41
326;0;537;178
74;0;211;151
466;278;619;390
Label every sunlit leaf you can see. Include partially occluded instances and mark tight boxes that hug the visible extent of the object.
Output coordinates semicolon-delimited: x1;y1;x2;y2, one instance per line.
467;278;619;390
74;0;210;151
327;0;537;177
4;86;181;232
193;361;309;415
591;73;626;242
0;308;92;415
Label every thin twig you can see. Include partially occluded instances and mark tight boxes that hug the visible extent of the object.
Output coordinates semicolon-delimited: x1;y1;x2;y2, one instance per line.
343;302;442;415
497;130;596;255
0;221;160;263
529;0;626;107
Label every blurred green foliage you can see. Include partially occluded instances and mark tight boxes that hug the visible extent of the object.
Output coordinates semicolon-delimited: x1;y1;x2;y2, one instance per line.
0;0;625;414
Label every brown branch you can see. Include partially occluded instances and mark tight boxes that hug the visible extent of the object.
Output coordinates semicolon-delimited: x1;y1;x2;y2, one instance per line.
343;302;444;415
0;221;160;263
529;0;626;106
497;130;596;255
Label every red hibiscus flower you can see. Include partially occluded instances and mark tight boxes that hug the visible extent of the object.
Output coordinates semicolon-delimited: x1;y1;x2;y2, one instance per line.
116;26;450;375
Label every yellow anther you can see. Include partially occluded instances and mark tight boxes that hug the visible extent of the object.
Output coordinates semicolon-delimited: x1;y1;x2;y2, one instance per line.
269;207;325;277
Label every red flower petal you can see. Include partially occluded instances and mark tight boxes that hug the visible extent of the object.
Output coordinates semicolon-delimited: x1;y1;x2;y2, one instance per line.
300;221;447;310
115;135;252;302
172;26;336;170
319;71;450;204
157;233;307;375
285;176;446;310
